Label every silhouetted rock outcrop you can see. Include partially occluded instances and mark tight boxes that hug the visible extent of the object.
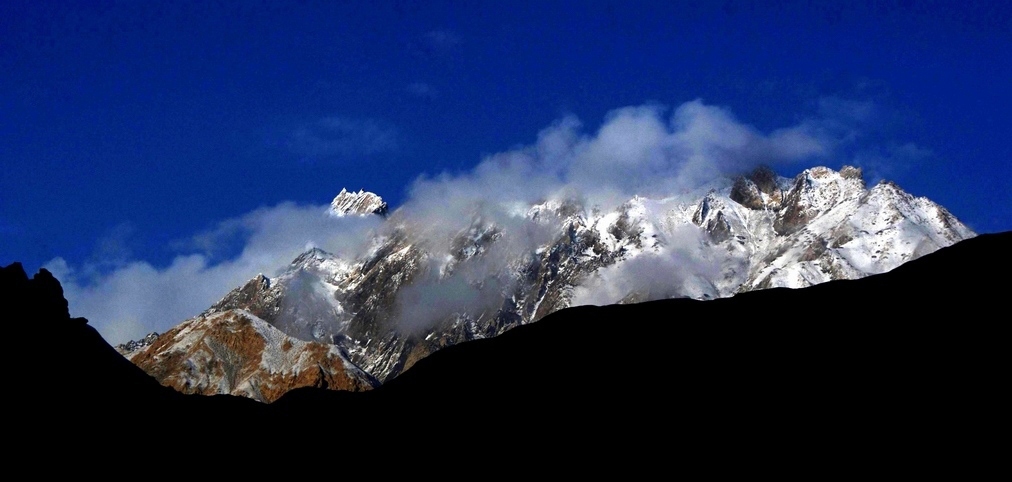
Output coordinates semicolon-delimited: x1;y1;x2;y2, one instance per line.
3;231;1008;465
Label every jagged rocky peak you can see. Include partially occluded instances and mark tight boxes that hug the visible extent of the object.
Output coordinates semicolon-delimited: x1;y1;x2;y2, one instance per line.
330;188;389;217
206;272;271;314
692;191;722;226
729;165;865;213
729;165;787;210
732;165;866;235
115;332;160;356
125;164;975;400
839;165;863;181
292;246;336;267
128;310;378;402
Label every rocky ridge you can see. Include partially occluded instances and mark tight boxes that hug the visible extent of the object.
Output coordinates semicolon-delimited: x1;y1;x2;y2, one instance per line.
124;166;974;399
330;188;388;217
115;332;159;357
130;309;376;402
4;232;1009;464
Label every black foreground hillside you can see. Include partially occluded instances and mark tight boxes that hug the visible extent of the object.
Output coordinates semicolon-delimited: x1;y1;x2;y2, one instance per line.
4;232;1008;460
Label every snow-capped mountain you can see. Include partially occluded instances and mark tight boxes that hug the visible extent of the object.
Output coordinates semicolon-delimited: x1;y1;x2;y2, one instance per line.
124;166;973;399
127;309;377;402
329;188;389;217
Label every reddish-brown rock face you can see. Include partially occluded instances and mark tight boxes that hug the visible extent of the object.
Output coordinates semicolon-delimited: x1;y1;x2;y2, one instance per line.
129;310;376;403
122;168;974;402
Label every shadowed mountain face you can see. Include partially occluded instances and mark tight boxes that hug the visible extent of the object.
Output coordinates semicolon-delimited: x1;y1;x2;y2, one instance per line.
5;232;1008;463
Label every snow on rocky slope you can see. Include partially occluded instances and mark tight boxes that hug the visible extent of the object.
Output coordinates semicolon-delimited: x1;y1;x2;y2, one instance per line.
128;309;377;402
329;188;389;217
123;167;973;399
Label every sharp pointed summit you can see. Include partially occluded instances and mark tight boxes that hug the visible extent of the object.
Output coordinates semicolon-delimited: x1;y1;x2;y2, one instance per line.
122;167;975;400
329;189;389;217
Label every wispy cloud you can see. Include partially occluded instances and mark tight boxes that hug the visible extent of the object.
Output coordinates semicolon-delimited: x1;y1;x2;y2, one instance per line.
52;98;893;342
854;142;934;183
388;100;845;329
90;223;134;265
400;99;834;231
47;203;383;344
570;227;723;307
288;117;398;160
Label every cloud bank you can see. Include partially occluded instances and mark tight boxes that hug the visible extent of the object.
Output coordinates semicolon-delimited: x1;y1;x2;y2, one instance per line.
385;100;839;329
397;100;832;254
50;99;873;344
47;203;382;344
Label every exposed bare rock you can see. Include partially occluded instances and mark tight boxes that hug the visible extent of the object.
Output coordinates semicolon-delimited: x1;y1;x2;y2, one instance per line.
330;189;388;216
115;332;159;357
131;166;974;401
749;165;780;194
774;174;813;235
730;177;764;210
730;165;785;210
840;165;864;181
207;273;274;316
129;310;377;402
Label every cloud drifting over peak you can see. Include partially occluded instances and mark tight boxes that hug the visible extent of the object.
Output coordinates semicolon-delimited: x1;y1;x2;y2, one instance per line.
385;100;847;329
50;99;867;344
47;203;383;344
398;100;835;250
431;100;827;197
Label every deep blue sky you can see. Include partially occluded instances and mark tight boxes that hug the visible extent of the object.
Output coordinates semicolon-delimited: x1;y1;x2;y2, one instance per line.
3;0;1010;274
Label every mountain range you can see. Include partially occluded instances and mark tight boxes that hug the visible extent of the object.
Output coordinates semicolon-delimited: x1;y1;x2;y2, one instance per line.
5;230;1008;467
113;165;974;402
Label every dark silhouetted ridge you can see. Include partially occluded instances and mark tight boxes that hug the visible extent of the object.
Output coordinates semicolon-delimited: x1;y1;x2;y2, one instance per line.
4;232;1008;466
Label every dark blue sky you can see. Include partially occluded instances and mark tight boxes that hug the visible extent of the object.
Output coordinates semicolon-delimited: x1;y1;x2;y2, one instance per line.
3;0;1010;273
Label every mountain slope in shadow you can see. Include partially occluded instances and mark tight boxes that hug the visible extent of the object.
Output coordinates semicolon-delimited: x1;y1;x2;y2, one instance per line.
5;232;1008;463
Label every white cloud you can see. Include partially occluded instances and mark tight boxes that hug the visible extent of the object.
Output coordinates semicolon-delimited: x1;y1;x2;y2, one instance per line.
385;100;842;330
400;99;834;241
48;203;383;345
570;228;723;306
853;141;934;183
50;99;871;343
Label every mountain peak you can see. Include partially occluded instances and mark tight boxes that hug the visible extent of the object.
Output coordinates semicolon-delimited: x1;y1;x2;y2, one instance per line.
839;165;864;182
291;246;337;268
329;188;388;217
126;165;975;399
